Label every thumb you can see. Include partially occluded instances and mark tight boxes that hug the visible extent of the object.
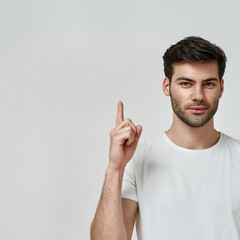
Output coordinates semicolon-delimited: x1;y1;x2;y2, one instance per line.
135;125;142;143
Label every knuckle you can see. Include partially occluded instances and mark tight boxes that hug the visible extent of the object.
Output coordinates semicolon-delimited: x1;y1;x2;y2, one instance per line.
128;125;135;134
125;118;132;124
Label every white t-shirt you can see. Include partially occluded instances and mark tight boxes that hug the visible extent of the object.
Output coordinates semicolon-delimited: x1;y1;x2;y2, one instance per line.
122;132;240;240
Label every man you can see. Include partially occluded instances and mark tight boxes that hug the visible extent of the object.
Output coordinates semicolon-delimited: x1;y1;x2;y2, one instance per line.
90;36;240;239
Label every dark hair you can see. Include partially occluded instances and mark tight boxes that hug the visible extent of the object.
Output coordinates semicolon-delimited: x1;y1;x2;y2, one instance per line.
163;36;227;82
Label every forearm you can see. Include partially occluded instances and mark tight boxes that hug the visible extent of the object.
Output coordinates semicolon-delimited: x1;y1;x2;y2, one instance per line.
90;167;128;240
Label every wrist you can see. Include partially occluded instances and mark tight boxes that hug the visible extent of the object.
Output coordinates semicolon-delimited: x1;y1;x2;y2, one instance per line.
106;165;125;178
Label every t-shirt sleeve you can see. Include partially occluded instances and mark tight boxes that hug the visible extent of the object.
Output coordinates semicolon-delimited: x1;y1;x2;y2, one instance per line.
121;156;138;202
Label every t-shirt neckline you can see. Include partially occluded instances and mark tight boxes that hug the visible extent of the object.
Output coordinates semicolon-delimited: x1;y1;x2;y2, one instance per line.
162;131;223;153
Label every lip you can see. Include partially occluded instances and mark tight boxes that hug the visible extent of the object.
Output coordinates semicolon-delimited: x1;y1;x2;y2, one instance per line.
188;107;208;113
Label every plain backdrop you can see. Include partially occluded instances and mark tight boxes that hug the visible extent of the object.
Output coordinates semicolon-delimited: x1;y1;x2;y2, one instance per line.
0;0;240;240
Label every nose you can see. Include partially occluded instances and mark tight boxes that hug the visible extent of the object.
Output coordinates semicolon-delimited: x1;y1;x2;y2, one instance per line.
191;85;205;102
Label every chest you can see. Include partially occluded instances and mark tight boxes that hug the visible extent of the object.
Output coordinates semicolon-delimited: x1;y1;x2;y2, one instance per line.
137;152;240;218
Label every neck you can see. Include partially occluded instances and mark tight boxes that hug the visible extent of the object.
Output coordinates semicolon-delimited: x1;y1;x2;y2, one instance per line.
165;113;220;150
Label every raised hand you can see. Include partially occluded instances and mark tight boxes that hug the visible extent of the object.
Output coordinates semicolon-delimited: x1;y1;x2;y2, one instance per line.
108;101;142;171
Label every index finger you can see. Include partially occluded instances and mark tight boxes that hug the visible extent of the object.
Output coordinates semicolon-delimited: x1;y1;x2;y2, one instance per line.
116;100;124;126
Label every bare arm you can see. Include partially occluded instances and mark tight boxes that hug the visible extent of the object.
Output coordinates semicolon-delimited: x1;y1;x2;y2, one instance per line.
122;198;138;239
90;168;127;240
90;101;142;240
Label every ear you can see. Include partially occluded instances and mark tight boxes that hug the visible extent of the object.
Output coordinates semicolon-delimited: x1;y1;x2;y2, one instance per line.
162;77;171;96
219;78;224;98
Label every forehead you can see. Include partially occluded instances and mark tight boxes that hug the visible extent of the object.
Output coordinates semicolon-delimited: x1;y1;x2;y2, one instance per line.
172;61;219;81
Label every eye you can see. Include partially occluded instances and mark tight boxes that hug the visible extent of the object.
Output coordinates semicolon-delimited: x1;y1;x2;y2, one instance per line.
204;82;215;87
180;82;191;87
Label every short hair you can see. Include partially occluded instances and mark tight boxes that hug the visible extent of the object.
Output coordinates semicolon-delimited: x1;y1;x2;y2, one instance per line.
163;36;227;82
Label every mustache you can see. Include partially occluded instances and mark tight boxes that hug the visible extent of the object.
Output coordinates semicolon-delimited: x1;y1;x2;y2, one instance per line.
187;102;209;108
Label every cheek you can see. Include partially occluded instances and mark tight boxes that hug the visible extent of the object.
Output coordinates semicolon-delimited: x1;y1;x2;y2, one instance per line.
171;91;188;107
170;86;184;98
206;91;221;103
172;89;189;103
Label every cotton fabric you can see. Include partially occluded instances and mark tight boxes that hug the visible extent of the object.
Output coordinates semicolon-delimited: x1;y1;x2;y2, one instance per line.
122;132;240;240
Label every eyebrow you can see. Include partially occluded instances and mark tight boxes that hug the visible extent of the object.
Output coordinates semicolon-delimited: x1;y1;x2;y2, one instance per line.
175;77;219;82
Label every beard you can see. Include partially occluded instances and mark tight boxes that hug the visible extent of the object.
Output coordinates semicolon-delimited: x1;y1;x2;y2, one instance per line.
169;89;220;128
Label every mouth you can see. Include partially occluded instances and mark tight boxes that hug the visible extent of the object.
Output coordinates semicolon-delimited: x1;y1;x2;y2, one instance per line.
188;107;208;114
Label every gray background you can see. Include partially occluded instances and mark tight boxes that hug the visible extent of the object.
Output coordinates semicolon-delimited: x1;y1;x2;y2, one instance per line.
0;0;240;240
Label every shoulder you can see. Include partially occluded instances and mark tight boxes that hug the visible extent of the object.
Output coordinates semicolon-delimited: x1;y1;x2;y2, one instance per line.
130;133;165;169
134;134;161;158
221;133;240;157
221;132;240;147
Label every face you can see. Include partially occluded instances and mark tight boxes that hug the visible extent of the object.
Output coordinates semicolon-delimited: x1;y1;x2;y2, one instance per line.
163;61;224;128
